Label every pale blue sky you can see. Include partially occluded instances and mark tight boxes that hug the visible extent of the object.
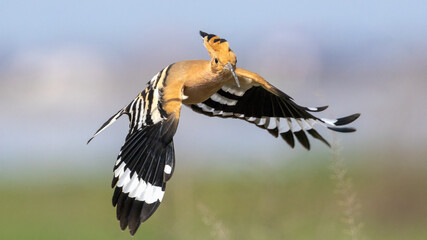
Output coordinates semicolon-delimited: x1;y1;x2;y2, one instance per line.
1;0;426;50
1;1;426;171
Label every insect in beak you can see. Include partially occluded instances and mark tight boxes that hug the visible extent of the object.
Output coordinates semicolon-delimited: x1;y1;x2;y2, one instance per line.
224;62;240;87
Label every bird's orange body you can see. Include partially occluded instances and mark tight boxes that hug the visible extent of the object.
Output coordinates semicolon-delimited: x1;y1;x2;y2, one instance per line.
88;31;360;235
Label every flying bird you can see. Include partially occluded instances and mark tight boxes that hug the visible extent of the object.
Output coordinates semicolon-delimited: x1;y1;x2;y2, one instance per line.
88;31;360;235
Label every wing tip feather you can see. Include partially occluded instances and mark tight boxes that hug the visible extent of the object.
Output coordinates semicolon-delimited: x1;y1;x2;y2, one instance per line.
87;137;94;144
327;126;357;133
280;131;295;148
305;105;329;112
307;129;331;147
294;130;310;150
335;113;361;126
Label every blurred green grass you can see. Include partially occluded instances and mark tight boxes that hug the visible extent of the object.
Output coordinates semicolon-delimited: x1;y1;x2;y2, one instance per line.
1;153;426;240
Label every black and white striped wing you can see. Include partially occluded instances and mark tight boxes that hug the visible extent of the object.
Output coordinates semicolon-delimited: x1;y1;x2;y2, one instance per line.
190;83;360;150
88;65;179;235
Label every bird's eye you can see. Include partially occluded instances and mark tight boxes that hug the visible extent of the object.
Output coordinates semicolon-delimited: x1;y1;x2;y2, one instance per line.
214;58;218;64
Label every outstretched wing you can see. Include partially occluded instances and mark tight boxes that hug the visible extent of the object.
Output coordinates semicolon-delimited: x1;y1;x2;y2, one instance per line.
190;68;360;150
88;65;180;235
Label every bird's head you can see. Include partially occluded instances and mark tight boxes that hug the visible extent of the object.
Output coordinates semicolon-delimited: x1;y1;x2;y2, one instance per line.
200;31;239;87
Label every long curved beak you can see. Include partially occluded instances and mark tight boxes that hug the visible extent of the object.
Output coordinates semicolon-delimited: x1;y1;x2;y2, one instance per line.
224;62;240;87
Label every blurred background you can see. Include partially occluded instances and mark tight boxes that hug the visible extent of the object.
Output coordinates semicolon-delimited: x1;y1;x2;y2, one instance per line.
1;1;427;239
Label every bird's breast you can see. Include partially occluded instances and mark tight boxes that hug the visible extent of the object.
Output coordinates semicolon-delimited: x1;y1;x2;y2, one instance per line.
182;73;232;105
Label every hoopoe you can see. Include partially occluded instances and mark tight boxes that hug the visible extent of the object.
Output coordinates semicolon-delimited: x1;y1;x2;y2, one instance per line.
88;31;360;235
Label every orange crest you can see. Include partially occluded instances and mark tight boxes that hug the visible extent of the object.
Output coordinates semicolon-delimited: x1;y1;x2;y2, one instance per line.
199;31;237;67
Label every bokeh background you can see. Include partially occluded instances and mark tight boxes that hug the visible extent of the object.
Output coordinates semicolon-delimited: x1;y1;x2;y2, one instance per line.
1;1;427;239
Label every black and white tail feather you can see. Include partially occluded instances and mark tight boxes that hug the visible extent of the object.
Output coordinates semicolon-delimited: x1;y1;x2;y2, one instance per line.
88;65;178;235
191;83;360;150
